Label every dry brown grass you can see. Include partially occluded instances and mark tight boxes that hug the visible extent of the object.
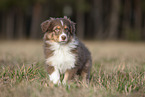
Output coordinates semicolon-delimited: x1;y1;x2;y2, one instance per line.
0;40;145;97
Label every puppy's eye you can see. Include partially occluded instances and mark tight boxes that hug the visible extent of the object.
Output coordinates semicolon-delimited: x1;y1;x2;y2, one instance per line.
64;28;69;31
55;28;60;32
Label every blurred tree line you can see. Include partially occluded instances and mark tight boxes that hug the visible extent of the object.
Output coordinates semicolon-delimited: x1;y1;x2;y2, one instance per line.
0;0;145;40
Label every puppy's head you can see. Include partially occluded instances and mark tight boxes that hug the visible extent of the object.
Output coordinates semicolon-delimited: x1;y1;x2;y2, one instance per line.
41;16;75;44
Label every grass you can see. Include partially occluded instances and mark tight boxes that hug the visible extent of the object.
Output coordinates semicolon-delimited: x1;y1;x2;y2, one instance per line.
0;40;145;97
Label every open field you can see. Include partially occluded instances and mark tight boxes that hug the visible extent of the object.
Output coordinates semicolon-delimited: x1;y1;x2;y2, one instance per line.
0;40;145;97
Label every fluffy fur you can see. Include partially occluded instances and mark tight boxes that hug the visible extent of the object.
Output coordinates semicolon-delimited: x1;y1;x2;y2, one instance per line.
46;39;78;74
41;16;92;85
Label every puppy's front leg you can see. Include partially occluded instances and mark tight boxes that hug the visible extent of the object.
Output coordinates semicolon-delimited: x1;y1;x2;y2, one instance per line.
63;68;77;85
48;66;60;85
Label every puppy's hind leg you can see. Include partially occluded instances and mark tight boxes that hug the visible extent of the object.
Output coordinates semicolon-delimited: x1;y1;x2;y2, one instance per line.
81;59;92;84
63;67;78;85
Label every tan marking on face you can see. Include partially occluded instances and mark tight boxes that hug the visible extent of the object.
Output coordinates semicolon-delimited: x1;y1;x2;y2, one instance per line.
53;34;59;42
53;26;61;30
47;33;53;40
44;31;59;42
64;25;68;29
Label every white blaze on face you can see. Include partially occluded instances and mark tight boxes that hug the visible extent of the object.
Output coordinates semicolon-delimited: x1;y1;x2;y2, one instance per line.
59;32;67;42
60;20;64;26
59;20;67;42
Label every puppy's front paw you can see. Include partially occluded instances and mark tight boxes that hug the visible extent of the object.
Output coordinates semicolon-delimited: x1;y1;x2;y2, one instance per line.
49;69;60;85
57;80;61;86
62;80;66;85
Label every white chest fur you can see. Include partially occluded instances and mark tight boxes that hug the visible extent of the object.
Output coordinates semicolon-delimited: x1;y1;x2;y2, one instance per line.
46;40;78;74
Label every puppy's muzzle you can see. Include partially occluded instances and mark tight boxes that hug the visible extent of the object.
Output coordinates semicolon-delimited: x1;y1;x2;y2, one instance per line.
59;32;68;43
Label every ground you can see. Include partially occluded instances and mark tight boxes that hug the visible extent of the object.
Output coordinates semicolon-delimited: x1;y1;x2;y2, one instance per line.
0;40;145;97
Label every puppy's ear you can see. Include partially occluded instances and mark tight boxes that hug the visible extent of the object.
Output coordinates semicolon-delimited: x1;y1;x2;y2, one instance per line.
41;20;50;32
64;16;76;34
70;21;76;34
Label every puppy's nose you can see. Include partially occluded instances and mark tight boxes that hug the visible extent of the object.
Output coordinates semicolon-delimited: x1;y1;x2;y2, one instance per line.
61;35;66;41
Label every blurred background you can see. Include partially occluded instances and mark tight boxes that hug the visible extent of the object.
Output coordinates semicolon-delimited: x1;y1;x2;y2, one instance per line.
0;1;145;96
0;0;145;41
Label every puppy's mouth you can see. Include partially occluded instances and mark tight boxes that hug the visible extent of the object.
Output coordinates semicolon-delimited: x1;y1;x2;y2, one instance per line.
59;33;68;44
59;40;67;44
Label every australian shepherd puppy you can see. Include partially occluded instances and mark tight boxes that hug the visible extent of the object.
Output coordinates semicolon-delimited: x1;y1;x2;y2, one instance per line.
41;16;92;85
